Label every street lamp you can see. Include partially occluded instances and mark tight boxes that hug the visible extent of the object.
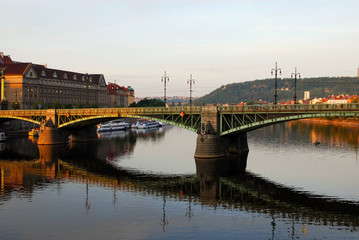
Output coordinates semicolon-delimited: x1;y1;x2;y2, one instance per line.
0;67;6;102
291;67;301;104
27;87;34;109
85;73;89;107
55;89;62;108
271;62;281;105
161;71;169;106
187;74;195;107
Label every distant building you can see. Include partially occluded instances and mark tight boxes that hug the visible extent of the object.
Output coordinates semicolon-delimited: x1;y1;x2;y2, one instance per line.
107;83;135;107
0;52;107;109
304;91;310;100
298;99;310;104
0;51;135;109
310;97;323;104
326;94;358;104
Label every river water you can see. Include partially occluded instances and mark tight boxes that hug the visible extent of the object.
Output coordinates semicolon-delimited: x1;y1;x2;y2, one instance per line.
0;121;359;240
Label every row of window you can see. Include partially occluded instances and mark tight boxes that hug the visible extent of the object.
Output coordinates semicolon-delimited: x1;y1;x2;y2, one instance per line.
41;70;93;82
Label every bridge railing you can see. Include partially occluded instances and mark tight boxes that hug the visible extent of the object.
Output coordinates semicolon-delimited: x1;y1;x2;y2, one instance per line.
57;106;202;116
218;103;359;113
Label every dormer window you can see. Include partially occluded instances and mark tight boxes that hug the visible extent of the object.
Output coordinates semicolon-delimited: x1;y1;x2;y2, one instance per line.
64;73;68;79
53;72;57;78
41;70;46;77
73;74;77;80
81;76;85;81
89;76;92;82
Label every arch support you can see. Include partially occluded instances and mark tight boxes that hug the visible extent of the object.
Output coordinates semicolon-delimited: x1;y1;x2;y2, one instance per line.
195;106;249;159
38;109;69;145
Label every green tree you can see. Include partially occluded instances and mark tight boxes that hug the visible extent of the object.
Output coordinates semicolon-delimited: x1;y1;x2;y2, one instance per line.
54;101;62;109
34;101;41;109
11;102;20;110
64;104;73;109
76;102;85;108
130;98;165;107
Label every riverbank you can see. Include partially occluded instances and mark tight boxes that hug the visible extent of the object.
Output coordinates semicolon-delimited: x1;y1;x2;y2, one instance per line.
300;117;359;127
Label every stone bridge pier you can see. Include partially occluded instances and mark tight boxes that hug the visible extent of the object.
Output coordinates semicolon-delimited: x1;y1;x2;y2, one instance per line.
37;109;98;145
194;106;249;159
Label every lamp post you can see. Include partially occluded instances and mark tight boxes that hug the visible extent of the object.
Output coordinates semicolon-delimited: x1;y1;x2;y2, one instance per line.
55;89;62;108
271;62;281;105
291;67;301;104
0;67;6;102
85;73;89;107
27;87;34;109
0;67;8;110
161;71;169;107
187;74;195;107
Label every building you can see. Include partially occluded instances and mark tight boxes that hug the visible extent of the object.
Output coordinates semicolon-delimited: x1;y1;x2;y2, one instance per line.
304;91;310;100
326;94;358;104
0;52;108;109
126;86;135;106
107;83;135;107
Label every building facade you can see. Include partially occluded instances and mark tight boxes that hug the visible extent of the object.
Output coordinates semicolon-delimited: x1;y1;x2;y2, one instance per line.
0;52;128;109
107;82;135;107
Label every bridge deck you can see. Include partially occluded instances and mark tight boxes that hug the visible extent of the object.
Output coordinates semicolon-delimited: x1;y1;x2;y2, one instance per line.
0;104;358;135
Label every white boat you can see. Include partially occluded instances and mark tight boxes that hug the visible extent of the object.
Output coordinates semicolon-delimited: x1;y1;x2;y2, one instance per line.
136;120;161;129
0;132;7;141
97;120;129;132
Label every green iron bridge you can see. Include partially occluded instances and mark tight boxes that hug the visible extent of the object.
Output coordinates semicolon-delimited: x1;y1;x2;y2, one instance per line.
0;103;359;157
0;103;358;134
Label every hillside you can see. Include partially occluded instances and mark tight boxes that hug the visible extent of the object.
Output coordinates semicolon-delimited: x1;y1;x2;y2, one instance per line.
194;77;359;105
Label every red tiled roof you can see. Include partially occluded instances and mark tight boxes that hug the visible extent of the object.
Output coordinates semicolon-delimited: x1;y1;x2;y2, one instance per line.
0;54;13;64
0;63;31;75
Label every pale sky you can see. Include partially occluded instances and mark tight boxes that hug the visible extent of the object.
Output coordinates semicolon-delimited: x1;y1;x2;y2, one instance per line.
2;0;358;97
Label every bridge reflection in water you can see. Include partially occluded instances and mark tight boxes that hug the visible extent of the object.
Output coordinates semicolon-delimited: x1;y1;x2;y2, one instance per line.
1;139;358;233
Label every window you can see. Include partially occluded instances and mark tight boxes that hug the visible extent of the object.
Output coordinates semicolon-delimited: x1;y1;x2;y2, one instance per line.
73;74;77;80
41;70;46;77
81;76;85;81
64;73;68;79
53;72;57;78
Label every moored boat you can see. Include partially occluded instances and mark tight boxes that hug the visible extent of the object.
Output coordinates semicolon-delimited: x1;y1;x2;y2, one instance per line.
97;120;129;132
28;128;39;137
136;120;161;129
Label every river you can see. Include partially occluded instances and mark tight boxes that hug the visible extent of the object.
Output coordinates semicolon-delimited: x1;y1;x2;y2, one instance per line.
0;121;358;240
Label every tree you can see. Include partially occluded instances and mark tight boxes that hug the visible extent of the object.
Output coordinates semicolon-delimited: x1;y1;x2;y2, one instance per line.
76;102;85;108
130;98;165;107
34;101;41;109
89;104;99;108
54;101;62;109
64;104;73;109
11;102;20;110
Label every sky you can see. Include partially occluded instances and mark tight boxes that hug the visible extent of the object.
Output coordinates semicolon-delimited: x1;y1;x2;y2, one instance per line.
2;0;359;97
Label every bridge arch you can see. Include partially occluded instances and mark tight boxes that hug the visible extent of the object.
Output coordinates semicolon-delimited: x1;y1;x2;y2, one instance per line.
220;111;359;136
0;115;42;125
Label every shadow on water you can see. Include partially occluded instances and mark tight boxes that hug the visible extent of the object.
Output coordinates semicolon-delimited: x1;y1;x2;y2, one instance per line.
1;129;359;231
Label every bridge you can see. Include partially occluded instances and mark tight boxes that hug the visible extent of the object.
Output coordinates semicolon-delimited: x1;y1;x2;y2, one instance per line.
1;103;359;158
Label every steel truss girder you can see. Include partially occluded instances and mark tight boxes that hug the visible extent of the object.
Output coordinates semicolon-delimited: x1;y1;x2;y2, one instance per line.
220;113;268;133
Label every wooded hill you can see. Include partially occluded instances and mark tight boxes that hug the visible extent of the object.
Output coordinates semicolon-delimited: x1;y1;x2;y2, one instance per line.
193;77;359;105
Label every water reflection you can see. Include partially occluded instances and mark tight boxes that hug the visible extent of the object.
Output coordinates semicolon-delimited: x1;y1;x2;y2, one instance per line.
1;130;359;234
